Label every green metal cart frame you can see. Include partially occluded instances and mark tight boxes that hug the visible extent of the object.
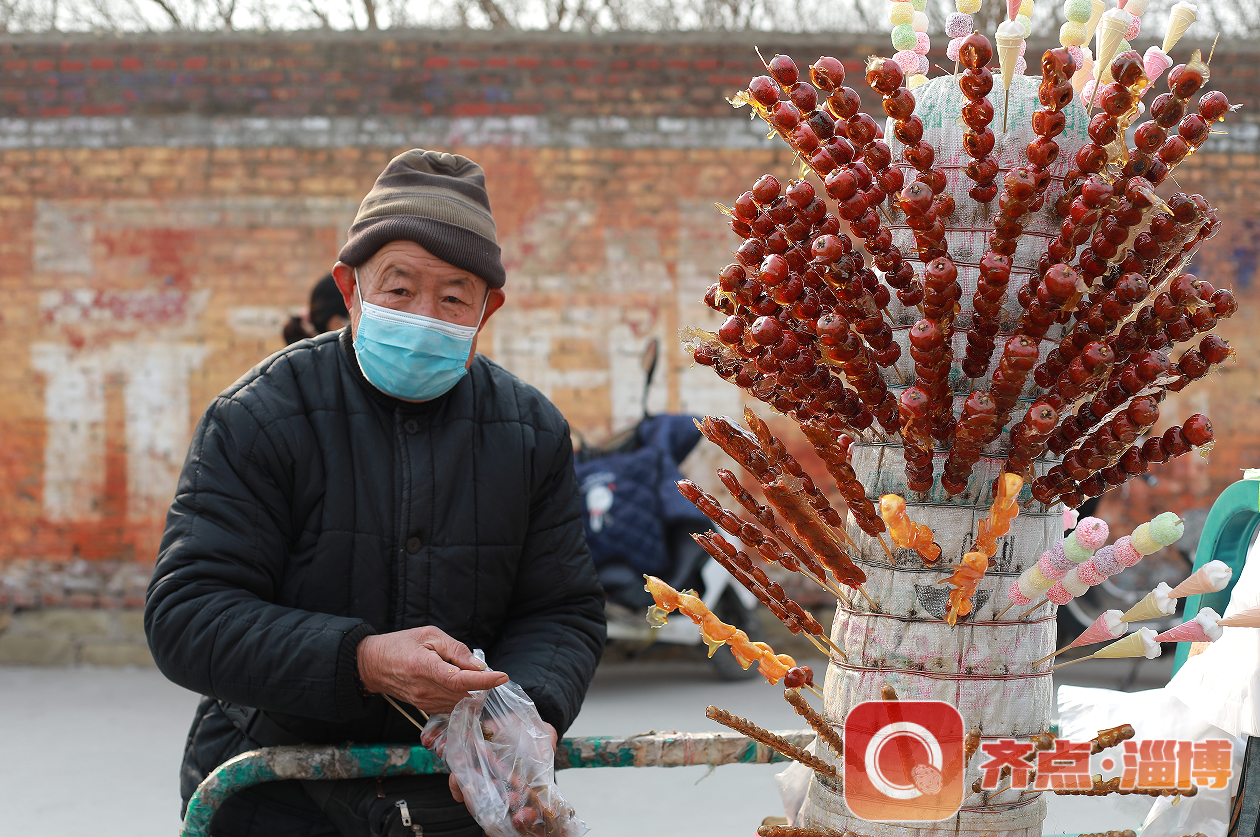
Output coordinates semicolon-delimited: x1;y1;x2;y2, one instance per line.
180;729;815;837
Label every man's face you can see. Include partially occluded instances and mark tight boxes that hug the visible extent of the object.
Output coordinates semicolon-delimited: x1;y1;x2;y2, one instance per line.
332;241;506;370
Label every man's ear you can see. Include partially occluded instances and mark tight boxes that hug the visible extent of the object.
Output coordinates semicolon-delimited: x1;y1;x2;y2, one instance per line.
481;288;507;328
331;262;357;314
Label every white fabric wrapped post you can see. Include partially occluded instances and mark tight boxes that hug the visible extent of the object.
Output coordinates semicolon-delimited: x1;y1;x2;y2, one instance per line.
797;72;1089;836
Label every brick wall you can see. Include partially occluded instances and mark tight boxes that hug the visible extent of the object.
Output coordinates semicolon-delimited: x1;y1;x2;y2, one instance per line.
0;30;1257;630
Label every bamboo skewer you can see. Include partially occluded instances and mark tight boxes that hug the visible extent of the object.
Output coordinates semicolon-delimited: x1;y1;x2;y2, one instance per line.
383;694;430;728
1031;641;1073;668
1019;597;1050;620
1049;653;1095;671
994;600;1019;620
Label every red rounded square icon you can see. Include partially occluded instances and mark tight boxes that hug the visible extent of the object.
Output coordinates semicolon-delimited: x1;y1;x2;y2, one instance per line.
843;700;965;822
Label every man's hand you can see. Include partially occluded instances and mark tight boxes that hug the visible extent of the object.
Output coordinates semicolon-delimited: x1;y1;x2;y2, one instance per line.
449;721;557;804
356;626;508;715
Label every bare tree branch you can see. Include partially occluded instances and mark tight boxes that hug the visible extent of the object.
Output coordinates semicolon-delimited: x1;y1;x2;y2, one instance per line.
146;0;183;27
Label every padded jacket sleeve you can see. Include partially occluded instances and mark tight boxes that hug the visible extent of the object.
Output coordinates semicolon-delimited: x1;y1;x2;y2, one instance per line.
487;418;606;736
144;395;375;724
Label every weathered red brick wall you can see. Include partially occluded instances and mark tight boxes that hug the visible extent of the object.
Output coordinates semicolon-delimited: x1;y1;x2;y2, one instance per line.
0;30;1256;611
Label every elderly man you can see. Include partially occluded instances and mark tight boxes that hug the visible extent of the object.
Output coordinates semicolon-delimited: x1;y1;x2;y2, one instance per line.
145;150;606;837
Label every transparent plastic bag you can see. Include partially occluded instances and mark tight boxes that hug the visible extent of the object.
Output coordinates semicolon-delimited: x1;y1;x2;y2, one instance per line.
419;653;587;837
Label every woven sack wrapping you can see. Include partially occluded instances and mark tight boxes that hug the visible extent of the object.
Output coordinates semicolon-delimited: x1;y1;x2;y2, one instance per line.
799;72;1091;835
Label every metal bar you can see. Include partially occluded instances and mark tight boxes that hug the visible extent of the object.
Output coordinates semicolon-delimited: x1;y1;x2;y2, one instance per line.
181;730;815;837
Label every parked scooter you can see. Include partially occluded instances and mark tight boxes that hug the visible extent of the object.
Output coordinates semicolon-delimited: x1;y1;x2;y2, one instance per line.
574;340;760;679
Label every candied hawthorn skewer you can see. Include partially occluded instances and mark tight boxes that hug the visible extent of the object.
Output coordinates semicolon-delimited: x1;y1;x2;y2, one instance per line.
957;34;1000;204
878;494;941;563
944;550;989;626
908;313;955;443
1035;415;1214;508
645;575;804;681
984;264;1091;442
1004;400;1060;481
761;476;870;593
716;467;843;598
941;391;997;496
740;407;888;545
783;686;845;758
974;472;1023;559
690;532;847;660
706;705;837;777
898;386;936;493
796;421;887;539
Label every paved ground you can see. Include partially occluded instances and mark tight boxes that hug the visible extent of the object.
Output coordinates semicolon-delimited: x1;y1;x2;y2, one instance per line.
0;653;1172;837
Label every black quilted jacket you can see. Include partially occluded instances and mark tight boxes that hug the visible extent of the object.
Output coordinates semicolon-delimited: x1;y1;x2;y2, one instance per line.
145;328;606;805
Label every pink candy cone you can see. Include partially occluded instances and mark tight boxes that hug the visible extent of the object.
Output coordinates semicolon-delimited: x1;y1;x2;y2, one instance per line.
1071;609;1126;647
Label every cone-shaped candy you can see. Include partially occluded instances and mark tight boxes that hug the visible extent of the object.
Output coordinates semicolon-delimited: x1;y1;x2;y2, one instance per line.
1073;609;1128;647
1093;10;1130;91
1154;607;1223;643
1168;560;1233;599
1219;604;1260;628
1094;626;1162;659
1122;582;1176;622
996;20;1025;89
1162;1;1198;53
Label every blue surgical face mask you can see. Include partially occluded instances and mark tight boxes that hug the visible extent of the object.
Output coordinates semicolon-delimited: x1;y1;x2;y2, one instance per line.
352;269;488;402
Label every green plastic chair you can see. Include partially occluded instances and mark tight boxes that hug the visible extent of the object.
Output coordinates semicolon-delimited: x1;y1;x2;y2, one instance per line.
1168;476;1260;836
1171;476;1260;675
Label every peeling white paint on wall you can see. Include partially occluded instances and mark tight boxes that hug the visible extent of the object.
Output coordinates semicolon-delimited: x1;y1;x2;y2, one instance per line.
29;342;206;521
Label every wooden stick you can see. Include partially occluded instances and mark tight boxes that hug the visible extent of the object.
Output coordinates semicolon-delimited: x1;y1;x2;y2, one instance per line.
1049;653;1096;671
807;684;824;700
994;600;1019;620
857;584;879;610
1019;597;1049;620
383;694;430;729
1002;83;1011;133
1031;641;1074;668
804;634;831;657
818;632;848;661
877;534;896;562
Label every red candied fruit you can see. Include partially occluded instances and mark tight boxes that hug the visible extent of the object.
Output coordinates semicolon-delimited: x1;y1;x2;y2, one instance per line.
785;179;816;209
1200;334;1233;365
1199;91;1232;122
865;56;904;96
718;315;745;345
789;82;819;113
958;33;993;69
809;56;845;92
750;316;784;346
752;174;782;205
748;75;780;107
1182;414;1213;446
768;54;800;86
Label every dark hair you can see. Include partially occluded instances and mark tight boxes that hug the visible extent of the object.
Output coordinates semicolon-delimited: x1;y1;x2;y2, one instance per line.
309;274;348;333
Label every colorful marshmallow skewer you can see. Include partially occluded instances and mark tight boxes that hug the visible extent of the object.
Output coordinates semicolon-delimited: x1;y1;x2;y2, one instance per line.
1045;513;1184;616
1031;608;1128;667
1050;625;1162;670
996;516;1108;619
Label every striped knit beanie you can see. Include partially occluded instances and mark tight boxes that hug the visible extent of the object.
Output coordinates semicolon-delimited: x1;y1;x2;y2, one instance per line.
338;149;505;289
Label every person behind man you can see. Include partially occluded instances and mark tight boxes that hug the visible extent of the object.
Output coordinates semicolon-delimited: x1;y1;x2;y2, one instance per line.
146;150;606;837
283;273;351;344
